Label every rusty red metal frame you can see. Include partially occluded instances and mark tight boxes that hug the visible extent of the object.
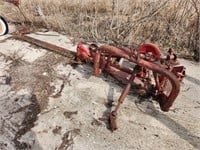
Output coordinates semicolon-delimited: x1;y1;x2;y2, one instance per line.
11;34;185;131
77;44;181;110
77;43;185;131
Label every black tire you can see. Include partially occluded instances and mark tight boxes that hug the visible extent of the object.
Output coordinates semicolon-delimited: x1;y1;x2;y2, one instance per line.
0;16;9;36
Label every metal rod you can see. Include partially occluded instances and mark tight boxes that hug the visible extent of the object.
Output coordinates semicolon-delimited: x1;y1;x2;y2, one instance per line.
11;35;76;57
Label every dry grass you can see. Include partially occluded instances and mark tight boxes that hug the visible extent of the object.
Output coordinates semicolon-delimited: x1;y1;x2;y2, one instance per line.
0;0;199;60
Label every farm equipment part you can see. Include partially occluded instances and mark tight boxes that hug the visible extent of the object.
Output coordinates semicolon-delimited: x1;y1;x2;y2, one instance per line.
0;7;186;130
4;0;19;7
9;33;185;131
76;42;185;131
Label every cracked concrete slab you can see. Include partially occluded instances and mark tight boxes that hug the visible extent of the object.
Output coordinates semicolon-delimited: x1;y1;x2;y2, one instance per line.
0;30;200;150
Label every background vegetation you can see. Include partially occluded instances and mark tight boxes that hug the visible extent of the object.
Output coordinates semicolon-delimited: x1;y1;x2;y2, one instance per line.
0;0;199;61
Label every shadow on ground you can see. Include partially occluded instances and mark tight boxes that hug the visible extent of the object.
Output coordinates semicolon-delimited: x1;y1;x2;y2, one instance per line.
185;75;200;86
135;99;200;149
71;63;200;149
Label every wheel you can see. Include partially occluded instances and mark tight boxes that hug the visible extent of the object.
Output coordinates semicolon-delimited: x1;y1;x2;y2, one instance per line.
0;16;9;36
139;43;161;61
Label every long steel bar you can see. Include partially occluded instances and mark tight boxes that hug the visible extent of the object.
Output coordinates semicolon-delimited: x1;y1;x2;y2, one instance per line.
11;35;76;57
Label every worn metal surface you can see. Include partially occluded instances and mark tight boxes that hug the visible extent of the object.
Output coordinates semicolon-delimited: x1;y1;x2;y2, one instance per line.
4;0;19;6
9;33;185;131
77;43;185;130
96;45;181;110
110;72;137;131
12;35;76;57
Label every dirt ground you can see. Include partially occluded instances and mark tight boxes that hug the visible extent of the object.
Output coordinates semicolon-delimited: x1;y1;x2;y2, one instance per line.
0;25;200;150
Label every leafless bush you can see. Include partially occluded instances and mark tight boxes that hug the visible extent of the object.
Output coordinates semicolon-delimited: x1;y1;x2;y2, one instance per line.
0;0;199;60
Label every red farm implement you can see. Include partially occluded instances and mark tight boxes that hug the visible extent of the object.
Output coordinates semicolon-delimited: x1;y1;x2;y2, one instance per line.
8;34;186;131
0;0;186;130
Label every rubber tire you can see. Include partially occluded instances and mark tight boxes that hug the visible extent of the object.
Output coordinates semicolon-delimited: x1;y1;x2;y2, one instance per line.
0;16;9;36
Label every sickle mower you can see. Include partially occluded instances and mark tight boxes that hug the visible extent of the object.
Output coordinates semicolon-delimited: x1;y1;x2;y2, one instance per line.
0;0;186;131
7;33;186;131
76;42;186;131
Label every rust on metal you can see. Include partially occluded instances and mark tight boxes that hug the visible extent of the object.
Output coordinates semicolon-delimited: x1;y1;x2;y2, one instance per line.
5;0;20;6
76;42;185;131
1;0;186;132
109;111;117;131
7;31;185;131
109;72;136;131
12;35;76;57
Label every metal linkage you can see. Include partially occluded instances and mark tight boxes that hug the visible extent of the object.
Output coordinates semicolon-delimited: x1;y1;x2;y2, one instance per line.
10;33;185;131
77;42;185;131
1;0;186;132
